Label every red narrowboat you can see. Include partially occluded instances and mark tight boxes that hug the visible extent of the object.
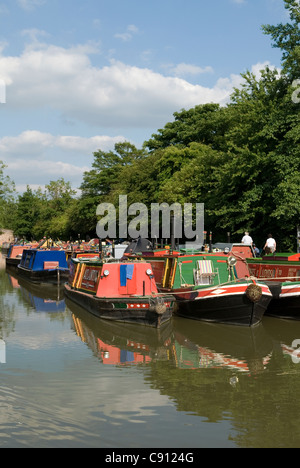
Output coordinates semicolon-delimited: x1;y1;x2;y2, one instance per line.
64;258;175;328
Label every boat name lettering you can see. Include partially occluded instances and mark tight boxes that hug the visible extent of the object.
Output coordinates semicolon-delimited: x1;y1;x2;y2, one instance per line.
261;268;275;278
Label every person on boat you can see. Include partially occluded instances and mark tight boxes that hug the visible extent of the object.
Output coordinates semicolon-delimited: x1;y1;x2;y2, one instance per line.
263;234;276;254
241;231;253;245
252;243;260;256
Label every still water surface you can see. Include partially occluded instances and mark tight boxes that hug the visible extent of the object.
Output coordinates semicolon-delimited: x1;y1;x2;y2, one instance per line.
1;253;300;448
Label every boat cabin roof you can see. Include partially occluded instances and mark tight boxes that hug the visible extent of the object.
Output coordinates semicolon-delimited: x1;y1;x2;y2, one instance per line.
20;249;68;271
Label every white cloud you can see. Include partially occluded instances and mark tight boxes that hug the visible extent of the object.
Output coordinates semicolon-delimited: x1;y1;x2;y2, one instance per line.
250;60;278;78
0;41;247;129
0;131;126;156
0;131;126;191
8;158;89;193
168;63;214;78
0;41;280;193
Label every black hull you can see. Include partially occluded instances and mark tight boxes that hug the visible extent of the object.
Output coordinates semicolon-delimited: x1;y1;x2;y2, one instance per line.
17;265;69;284
265;297;300;320
64;283;173;328
6;258;21;268
174;293;271;327
264;281;300;320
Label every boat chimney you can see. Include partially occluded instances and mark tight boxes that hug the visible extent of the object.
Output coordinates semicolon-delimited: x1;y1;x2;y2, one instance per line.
209;231;212;253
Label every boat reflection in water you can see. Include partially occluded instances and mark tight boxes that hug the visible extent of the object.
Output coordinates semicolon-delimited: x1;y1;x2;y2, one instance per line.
67;297;274;376
262;316;300;367
172;317;273;376
67;299;173;365
6;270;65;313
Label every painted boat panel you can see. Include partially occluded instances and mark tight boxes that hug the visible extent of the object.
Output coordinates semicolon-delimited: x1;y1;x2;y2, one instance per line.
64;259;175;328
127;250;272;327
17;249;69;283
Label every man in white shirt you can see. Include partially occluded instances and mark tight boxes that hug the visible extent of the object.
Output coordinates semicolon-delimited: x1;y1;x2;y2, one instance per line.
264;234;276;253
241;231;253;245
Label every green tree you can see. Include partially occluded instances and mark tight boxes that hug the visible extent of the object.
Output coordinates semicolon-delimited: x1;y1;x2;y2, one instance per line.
144;103;229;152
77;142;148;236
13;186;43;240
0;161;16;229
262;0;300;80
34;179;77;239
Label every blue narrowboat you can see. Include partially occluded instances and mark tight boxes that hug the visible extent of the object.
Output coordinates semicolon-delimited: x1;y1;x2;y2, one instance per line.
17;249;69;283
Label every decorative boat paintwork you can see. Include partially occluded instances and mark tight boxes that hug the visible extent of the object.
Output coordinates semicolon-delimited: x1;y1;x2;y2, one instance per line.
247;253;300;319
125;248;272;327
17;249;69;283
247;253;300;282
6;244;38;268
64;258;175;328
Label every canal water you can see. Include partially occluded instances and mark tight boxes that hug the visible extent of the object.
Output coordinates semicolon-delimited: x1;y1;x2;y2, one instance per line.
1;253;300;448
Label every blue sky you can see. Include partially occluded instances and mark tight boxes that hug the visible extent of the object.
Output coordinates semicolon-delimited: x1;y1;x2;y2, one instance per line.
0;0;288;193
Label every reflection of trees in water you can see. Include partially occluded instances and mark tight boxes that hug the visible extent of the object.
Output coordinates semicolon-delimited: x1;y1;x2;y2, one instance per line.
145;343;300;448
0;269;17;338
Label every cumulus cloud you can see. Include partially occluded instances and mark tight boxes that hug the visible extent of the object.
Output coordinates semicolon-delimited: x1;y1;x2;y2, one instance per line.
7;157;89;194
0;41;245;129
0;131;126;156
0;131;126;192
169;63;214;78
0;40;279;192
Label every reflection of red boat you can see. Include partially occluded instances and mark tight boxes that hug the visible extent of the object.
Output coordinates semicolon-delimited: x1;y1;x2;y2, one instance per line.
64;258;175;328
68;298;174;365
95;338;152;365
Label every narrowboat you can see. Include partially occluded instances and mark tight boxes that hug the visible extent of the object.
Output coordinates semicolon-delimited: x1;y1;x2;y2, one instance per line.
246;253;300;319
258;281;300;320
17;249;69;283
125;248;272;327
247;253;300;282
64;257;175;328
6;244;38;268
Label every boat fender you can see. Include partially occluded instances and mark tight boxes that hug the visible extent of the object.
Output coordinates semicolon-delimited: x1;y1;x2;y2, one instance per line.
155;303;167;315
246;283;262;302
149;297;167;314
